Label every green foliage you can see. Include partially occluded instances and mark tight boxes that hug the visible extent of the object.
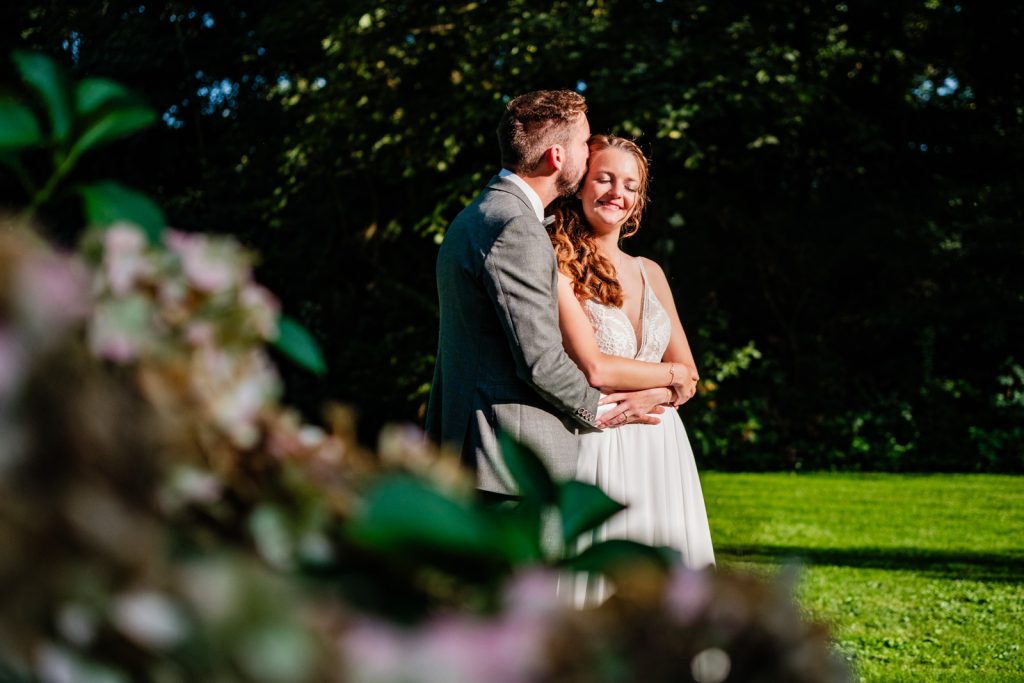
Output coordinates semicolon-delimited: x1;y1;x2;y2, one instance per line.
497;431;557;505
348;431;674;589
79;180;165;242
13;49;73;142
564;539;679;576
0;99;42;149
1;52;327;380
1;50;161;227
349;476;497;560
272;315;327;377
74;77;132;116
68;99;155;159
2;4;1021;471
558;480;626;545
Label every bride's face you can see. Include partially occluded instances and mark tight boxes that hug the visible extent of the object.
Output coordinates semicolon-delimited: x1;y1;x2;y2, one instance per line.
577;147;640;235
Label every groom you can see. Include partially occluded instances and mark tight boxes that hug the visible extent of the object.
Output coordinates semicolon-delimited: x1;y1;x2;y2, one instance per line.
426;90;665;496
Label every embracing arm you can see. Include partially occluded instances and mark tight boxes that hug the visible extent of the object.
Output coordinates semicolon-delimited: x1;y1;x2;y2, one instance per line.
482;215;600;427
556;273;682;399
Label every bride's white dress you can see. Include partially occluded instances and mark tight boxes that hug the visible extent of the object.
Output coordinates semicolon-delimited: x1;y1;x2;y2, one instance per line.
565;257;715;608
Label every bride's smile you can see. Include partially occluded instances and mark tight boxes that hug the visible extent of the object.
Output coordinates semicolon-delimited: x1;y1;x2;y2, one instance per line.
578;147;641;233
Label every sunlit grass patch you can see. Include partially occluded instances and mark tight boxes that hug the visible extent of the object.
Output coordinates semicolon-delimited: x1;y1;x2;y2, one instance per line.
701;472;1024;682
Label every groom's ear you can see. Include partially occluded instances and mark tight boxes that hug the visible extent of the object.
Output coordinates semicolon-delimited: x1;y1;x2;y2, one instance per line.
546;145;564;171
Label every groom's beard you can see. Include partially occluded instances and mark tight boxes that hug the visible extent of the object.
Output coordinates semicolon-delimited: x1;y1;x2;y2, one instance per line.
555;161;586;197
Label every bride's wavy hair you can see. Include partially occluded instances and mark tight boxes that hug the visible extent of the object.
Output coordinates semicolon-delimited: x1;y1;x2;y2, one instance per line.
548;135;650;307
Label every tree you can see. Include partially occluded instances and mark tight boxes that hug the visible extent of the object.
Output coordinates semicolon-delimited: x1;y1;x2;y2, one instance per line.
4;0;1022;470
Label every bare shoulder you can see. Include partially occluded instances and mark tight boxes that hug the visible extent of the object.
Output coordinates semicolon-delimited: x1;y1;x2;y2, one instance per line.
640;257;669;285
640;256;680;307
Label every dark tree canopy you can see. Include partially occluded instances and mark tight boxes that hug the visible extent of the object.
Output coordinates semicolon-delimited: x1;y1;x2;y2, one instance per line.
3;0;1022;471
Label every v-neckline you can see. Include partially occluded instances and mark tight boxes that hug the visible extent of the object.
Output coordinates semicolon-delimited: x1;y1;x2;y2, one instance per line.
615;257;648;359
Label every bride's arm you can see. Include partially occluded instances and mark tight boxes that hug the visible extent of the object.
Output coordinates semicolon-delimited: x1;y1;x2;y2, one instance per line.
642;258;700;402
556;272;677;398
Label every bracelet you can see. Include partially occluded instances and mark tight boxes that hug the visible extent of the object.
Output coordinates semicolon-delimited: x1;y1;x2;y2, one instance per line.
668;363;678;385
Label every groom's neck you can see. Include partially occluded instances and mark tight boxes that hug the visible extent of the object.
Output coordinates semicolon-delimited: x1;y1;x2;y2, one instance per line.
515;173;558;208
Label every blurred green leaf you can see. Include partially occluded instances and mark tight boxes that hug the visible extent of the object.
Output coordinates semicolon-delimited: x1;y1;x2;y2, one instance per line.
69;105;156;159
273;316;326;376
485;504;543;563
558;480;626;545
498;431;556;505
349;476;495;557
12;50;73;142
79;180;165;243
564;539;679;575
75;78;134;117
0;99;43;150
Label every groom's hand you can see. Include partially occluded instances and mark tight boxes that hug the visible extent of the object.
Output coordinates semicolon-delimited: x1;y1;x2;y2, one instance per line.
596;389;671;428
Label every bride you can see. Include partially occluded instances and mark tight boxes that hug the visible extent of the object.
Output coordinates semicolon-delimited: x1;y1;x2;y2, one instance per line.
550;135;715;606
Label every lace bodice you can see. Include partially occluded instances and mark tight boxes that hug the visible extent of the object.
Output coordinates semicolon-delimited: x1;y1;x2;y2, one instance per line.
583;258;671;363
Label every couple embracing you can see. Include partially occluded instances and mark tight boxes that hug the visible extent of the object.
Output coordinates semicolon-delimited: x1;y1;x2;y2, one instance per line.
425;90;714;606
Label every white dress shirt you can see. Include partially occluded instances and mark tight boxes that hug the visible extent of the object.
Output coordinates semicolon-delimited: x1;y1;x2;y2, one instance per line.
498;168;545;222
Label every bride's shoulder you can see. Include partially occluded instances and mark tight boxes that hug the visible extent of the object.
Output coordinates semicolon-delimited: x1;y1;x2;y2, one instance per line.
639;257;679;305
639;256;668;282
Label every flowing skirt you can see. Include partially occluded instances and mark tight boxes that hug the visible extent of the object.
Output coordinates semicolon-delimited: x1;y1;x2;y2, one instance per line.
562;407;715;608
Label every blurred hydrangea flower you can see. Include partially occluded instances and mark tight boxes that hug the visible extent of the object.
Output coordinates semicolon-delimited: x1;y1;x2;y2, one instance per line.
666;567;711;625
0;330;25;403
102;223;151;297
110;590;188;650
240;283;281;340
89;295;154;362
342;570;560;683
191;347;281;449
167;230;250;294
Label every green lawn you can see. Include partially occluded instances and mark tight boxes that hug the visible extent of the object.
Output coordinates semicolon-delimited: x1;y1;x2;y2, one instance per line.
701;473;1024;682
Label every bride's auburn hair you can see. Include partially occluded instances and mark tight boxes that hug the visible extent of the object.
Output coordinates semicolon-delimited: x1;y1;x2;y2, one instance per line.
548;135;650;307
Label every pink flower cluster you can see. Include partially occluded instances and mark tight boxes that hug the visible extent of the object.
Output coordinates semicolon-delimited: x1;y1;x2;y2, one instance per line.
342;570;561;683
339;567;725;683
89;224;283;449
1;234;91;453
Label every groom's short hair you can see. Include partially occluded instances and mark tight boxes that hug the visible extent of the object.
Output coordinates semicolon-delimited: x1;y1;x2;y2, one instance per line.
497;90;587;174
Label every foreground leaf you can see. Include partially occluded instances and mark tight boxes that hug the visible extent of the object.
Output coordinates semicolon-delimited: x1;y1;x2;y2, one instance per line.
79;181;165;243
70;105;156;159
273;316;326;376
0;100;43;150
484;502;544;564
564;539;680;575
12;50;73;142
498;431;556;505
558;480;626;545
349;476;495;557
75;78;134;118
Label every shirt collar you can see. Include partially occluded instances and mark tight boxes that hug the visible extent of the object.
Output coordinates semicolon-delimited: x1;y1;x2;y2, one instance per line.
498;168;545;223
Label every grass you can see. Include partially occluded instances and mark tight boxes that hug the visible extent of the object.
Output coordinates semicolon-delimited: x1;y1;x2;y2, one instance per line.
700;472;1024;682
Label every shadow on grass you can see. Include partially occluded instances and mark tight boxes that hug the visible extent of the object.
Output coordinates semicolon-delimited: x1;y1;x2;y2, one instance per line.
717;544;1024;583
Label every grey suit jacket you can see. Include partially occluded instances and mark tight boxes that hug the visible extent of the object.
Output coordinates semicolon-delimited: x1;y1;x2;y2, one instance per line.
425;175;601;494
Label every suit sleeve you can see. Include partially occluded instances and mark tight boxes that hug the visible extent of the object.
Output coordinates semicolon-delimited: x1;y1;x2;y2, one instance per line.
482;214;600;427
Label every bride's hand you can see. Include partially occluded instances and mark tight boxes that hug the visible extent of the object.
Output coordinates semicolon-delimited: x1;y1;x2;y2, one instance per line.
668;364;700;406
596;388;671;428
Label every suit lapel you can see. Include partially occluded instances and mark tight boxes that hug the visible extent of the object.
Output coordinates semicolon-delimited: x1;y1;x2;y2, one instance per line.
486;175;538;219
